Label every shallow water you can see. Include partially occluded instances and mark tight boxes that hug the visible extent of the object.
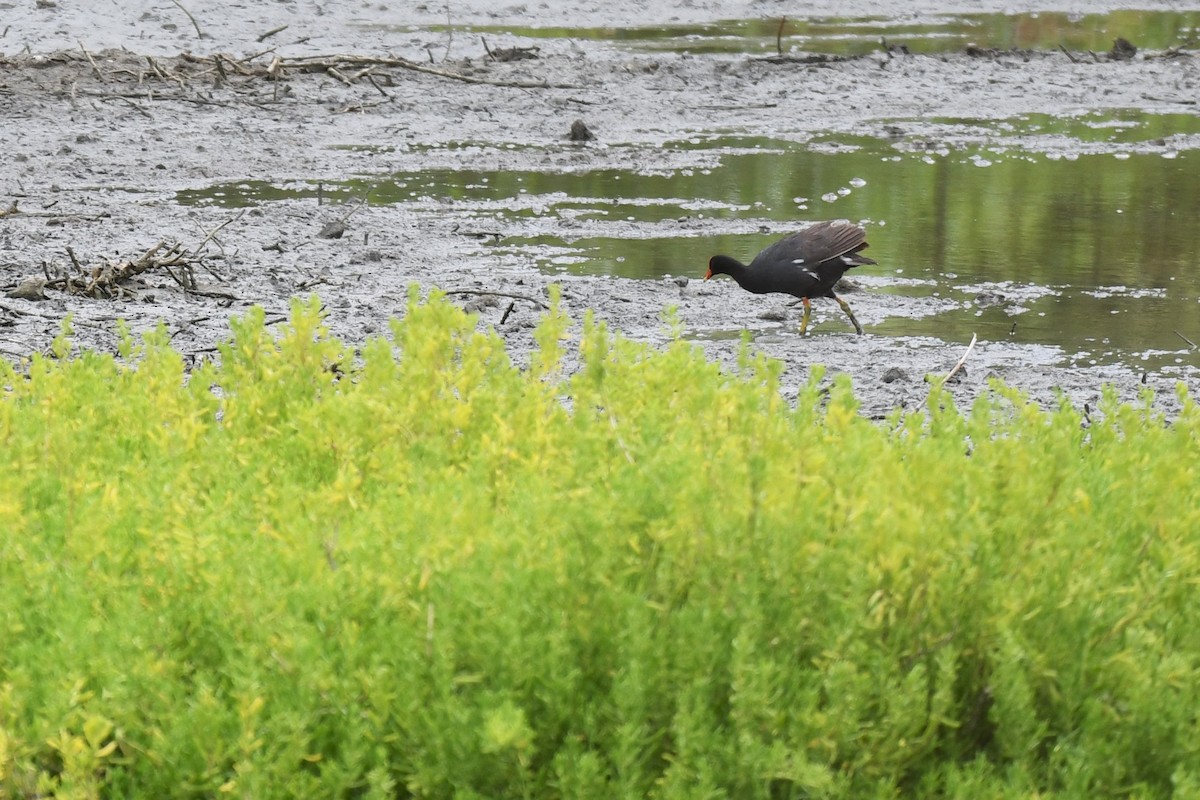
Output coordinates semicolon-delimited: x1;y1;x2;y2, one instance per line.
177;124;1199;369
402;10;1200;56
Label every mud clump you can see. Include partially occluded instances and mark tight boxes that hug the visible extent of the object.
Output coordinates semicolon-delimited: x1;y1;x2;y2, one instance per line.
7;277;48;301
568;119;596;141
1110;38;1138;60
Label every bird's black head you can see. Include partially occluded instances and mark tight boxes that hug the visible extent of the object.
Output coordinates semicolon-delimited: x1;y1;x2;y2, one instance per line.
705;255;740;281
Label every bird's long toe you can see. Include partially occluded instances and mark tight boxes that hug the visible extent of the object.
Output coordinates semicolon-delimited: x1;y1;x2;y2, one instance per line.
834;294;864;335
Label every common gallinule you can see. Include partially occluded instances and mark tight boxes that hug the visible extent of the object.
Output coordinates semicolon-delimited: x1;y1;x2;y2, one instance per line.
704;221;874;335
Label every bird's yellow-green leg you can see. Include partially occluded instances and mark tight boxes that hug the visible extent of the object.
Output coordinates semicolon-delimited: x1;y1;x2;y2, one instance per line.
798;297;812;335
834;293;864;335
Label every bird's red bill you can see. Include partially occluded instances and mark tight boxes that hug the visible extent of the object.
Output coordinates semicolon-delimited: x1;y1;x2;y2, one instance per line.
704;267;713;281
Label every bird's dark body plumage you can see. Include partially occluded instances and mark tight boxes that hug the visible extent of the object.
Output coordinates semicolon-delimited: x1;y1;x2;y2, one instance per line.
705;221;874;334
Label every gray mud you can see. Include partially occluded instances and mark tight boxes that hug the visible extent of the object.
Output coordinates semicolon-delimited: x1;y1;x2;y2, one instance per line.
2;1;1198;417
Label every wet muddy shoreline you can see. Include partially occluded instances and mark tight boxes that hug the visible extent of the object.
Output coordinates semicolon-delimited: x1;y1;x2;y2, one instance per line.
2;2;1198;417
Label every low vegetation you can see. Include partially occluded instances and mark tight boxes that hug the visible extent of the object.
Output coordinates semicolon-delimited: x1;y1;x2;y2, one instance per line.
2;291;1198;799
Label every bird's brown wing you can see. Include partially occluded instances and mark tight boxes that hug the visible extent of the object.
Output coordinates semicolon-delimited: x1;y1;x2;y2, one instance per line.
751;221;870;271
794;221;869;262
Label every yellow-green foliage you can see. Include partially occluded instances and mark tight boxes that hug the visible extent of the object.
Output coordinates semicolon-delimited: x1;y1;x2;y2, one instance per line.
1;291;1199;799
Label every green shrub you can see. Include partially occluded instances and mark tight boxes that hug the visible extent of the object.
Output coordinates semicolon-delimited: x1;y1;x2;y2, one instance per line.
1;291;1198;799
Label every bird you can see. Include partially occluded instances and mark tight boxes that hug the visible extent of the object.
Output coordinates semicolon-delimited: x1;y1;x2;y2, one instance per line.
704;221;875;335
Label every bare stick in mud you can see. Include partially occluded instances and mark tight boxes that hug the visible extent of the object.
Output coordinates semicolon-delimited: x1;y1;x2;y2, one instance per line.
236;47;281;67
327;66;353;86
187;210;245;282
78;41;104;80
65;246;85;273
944;332;978;383
323;193;371;233
1174;330;1199;350
109;95;152;118
170;0;205;40
191;209;246;256
499;301;516;325
268;54;284;100
360;70;390;97
441;4;454;62
776;18;786;56
257;25;289;43
144;56;170;81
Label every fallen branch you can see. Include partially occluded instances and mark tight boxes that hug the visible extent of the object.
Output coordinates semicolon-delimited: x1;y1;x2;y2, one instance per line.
268;53;579;89
46;240;196;298
46;50;582;104
1175;330;1198;350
